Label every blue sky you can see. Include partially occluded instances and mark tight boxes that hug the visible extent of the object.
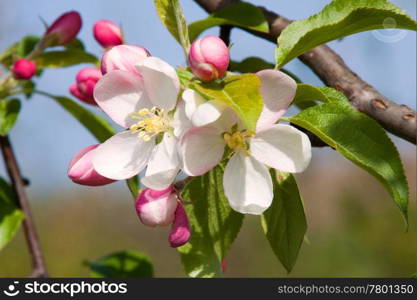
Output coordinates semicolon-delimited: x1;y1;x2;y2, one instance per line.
0;0;415;194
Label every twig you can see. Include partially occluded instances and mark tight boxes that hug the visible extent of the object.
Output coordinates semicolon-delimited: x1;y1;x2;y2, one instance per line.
219;25;232;46
0;135;48;278
194;0;416;144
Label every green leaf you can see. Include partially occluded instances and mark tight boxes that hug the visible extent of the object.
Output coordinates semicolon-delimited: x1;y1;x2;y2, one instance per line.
176;68;194;87
261;170;307;273
293;83;349;108
154;0;190;53
17;35;41;57
193;74;263;131
64;39;85;51
37;92;115;143
87;250;153;278
275;0;417;68
126;176;140;198
0;177;24;251
33;50;99;68
0;99;21;136
188;2;269;41
289;102;409;223
178;164;244;277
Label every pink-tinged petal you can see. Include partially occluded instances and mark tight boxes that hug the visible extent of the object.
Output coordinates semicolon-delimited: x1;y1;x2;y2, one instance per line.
101;45;150;75
192;101;237;131
169;202;191;247
136;57;179;111
141;134;181;190
250;124;311;173
94;70;151;127
172;100;192;138
182;89;205;119
92;131;155;180
179;126;225;176
223;152;273;215
136;187;178;227
68;144;116;186
256;69;296;131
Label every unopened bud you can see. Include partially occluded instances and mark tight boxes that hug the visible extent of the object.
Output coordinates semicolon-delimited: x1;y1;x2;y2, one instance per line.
69;67;102;105
188;35;229;81
101;44;150;75
68;144;115;186
44;11;82;46
93;20;124;48
135;187;178;227
169;202;191;248
12;58;37;80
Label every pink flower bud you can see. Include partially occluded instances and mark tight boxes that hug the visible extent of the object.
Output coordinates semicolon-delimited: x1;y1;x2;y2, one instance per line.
69;67;102;105
136;187;178;227
188;35;229;81
12;58;37;79
101;45;150;75
169;202;191;248
45;11;82;46
68;144;115;186
93;20;124;48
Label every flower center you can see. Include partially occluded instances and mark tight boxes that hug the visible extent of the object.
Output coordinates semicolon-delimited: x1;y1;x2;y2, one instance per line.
129;107;170;141
223;130;254;156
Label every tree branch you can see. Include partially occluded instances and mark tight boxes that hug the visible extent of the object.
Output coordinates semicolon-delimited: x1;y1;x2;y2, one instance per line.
0;135;48;278
194;0;416;144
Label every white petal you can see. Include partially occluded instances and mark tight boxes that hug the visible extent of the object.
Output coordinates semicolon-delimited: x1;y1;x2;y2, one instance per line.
191;100;224;127
141;134;181;190
250;124;311;173
136;57;179;111
172;100;192;138
182;89;205;119
94;70;151;128
223;152;273;215
92;131;154;180
179;126;225;176
256;69;296;131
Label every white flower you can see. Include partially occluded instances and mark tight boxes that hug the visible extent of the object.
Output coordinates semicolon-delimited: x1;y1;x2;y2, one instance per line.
179;70;312;215
92;56;187;190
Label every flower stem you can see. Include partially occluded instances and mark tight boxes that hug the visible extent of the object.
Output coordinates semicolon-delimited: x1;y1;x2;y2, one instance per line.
0;135;48;278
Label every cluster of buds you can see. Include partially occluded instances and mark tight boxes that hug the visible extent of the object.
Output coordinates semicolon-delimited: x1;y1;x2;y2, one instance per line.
136;187;191;247
69;68;102;106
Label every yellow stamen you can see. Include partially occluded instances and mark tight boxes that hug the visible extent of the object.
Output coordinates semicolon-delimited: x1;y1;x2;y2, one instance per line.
223;129;254;156
129;107;170;142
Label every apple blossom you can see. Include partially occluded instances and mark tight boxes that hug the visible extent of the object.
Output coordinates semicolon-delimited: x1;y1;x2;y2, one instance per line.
188;35;229;81
68;144;115;186
44;11;82;46
92;55;188;190
93;20;124;48
69;67;102;105
101;45;150;75
12;58;37;80
179;70;311;215
136;187;178;227
168;202;191;248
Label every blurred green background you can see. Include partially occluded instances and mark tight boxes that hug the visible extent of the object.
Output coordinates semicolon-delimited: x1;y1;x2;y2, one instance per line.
1;148;415;277
0;0;415;277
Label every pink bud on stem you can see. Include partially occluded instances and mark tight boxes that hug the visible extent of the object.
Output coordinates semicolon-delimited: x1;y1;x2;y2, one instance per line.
12;58;37;80
101;45;150;75
69;67;102;105
93;20;124;48
135;187;178;227
68;144;115;186
169;202;191;248
44;11;82;46
188;35;229;82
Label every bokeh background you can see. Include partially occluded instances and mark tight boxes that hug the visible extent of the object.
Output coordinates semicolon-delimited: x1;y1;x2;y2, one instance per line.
0;0;415;277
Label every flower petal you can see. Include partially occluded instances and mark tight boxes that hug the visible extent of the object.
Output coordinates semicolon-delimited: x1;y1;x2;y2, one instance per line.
223;152;273;215
180;126;225;176
92;131;155;180
141;134;181;190
136;57;179;111
172;100;192;138
256;69;296;131
94;70;151;128
182;89;205;119
250;124;311;173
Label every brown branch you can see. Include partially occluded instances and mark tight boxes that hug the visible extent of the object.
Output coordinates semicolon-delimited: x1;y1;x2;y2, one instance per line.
219;25;232;46
0;135;48;278
194;0;416;144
